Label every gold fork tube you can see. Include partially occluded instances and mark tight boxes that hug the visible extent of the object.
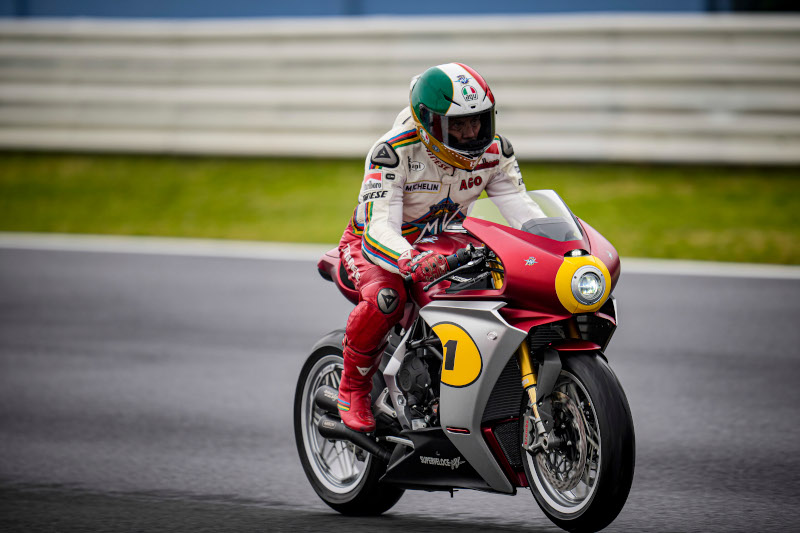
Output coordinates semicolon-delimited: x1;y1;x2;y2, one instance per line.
517;341;541;418
518;340;548;443
489;260;504;289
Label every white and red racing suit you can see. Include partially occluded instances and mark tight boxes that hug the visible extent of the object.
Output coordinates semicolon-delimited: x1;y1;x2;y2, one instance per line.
335;107;541;432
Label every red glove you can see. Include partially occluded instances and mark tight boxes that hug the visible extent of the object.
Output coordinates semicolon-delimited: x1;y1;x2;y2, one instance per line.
398;250;449;283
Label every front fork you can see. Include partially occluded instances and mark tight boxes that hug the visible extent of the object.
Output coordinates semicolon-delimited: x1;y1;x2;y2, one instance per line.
517;334;564;452
518;341;548;448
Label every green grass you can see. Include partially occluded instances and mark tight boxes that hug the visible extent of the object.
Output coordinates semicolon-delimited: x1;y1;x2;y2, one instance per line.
1;152;798;264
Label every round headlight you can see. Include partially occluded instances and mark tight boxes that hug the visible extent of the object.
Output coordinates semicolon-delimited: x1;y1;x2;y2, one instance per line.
571;266;606;305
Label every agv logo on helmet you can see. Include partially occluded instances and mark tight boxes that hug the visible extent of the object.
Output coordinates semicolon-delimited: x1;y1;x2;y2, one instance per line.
462;86;478;102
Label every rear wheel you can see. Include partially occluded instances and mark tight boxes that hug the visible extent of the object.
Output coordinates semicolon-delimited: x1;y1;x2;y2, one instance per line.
293;344;404;515
521;352;635;533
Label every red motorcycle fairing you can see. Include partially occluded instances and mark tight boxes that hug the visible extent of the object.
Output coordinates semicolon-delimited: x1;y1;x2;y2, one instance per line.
549;339;602;352
319;216;620;342
497;307;571;333
408;232;485;307
422;218;577;312
428;217;619;312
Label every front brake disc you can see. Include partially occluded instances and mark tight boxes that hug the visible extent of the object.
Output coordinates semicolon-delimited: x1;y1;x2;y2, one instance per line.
535;391;588;492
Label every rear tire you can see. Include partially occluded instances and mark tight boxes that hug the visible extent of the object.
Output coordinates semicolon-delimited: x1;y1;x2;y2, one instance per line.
293;343;404;516
521;352;635;533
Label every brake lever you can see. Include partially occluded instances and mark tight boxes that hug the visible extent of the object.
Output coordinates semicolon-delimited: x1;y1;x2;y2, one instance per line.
423;258;483;292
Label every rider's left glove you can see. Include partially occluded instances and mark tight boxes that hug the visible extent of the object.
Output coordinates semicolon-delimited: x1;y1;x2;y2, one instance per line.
398;250;449;283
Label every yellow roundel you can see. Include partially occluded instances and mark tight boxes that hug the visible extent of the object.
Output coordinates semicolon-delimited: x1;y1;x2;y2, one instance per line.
555;256;612;314
432;323;482;388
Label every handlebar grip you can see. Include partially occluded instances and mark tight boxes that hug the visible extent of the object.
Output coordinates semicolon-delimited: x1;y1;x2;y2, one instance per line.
445;248;471;270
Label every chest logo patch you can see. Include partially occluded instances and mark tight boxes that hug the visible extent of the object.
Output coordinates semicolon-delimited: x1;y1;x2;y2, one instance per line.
409;160;425;172
474;158;499;171
408;199;464;243
405;181;440;193
459;176;483;191
363;172;382;191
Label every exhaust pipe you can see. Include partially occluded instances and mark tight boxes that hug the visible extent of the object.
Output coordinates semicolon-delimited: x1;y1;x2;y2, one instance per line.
313;385;393;462
313;385;340;415
317;414;392;463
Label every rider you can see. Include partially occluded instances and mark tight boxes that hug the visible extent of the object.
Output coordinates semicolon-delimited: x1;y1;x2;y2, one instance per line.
337;63;541;433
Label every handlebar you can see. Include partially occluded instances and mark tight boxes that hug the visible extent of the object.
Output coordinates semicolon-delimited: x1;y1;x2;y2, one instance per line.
402;245;488;290
422;245;486;292
445;247;473;271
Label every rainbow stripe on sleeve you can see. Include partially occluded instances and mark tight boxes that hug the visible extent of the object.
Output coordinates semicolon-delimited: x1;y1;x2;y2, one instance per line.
369;129;420;169
362;204;401;269
389;129;419;149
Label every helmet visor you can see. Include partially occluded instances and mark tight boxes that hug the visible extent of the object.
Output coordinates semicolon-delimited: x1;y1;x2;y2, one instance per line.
419;105;495;159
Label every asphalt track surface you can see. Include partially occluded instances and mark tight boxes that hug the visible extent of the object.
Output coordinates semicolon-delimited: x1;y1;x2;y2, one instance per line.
1;247;799;532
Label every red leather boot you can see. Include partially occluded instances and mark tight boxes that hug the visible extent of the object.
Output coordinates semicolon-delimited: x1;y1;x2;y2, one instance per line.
338;345;380;433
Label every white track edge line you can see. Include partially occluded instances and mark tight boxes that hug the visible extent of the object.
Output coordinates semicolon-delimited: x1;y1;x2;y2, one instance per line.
1;232;798;280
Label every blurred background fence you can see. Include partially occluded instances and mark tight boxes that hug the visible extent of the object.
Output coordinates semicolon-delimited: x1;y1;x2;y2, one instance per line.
1;15;799;163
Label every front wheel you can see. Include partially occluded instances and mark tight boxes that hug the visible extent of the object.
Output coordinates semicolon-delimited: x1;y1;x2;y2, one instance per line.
293;342;404;516
521;352;635;533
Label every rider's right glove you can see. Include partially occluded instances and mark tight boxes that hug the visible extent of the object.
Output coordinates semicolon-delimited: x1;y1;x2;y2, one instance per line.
398;249;449;283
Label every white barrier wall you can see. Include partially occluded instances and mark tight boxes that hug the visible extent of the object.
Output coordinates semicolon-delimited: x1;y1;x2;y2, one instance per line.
1;15;799;163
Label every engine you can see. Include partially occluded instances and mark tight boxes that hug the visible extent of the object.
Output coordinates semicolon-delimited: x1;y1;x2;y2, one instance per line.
396;349;440;428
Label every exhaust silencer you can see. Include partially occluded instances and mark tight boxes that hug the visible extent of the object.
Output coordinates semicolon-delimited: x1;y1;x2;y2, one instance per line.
313;385;340;415
317;414;392;462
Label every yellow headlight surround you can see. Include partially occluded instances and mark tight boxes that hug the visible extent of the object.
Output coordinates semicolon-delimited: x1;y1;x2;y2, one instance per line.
555;256;612;314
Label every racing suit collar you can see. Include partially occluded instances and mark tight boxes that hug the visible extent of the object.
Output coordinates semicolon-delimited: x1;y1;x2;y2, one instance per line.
425;148;456;177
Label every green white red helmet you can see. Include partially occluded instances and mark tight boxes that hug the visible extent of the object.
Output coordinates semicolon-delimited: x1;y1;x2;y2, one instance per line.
410;63;496;171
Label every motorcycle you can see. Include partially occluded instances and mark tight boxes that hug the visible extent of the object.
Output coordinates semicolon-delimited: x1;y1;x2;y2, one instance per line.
294;190;635;533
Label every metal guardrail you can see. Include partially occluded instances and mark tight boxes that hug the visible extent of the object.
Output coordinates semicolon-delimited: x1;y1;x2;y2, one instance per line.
1;15;799;163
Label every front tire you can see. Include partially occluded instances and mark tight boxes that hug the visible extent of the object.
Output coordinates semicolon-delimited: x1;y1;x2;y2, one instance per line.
293;343;404;516
521;352;635;533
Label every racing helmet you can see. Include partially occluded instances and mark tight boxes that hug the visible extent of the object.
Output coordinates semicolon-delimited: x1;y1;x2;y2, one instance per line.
410;63;496;171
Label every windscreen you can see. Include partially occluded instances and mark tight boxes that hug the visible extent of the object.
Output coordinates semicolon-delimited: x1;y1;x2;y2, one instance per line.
466;190;584;242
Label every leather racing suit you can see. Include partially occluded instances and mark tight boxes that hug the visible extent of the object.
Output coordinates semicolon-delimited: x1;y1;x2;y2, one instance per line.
336;107;542;432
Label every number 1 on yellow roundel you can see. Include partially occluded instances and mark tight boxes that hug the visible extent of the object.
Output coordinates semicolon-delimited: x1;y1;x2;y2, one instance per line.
432;323;482;387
